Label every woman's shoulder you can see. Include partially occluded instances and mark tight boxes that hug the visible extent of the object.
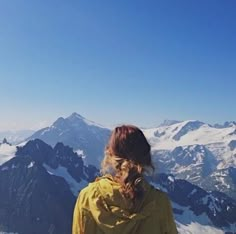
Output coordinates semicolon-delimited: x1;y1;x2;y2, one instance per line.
78;176;113;200
76;180;99;206
79;179;100;197
76;176;119;213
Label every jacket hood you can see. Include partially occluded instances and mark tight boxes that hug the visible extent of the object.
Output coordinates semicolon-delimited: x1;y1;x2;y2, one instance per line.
87;176;158;234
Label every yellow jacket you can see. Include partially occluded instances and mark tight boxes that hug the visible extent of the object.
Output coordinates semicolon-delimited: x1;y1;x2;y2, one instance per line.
73;176;178;234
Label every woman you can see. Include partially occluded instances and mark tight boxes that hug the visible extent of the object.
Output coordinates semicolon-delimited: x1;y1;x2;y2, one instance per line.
73;125;177;234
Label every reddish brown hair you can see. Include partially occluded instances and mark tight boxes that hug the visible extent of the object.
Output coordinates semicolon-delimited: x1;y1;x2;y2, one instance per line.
107;125;152;166
101;125;153;202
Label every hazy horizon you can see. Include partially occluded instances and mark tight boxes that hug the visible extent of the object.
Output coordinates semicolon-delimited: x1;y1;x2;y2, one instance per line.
0;111;235;132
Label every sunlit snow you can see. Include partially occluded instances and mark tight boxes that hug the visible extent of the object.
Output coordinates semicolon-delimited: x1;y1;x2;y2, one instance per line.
143;120;236;168
43;164;88;196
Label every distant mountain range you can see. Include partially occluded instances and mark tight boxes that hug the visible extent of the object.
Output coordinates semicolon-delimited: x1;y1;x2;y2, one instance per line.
143;120;236;199
27;114;236;199
27;113;111;166
0;113;235;233
0;130;35;144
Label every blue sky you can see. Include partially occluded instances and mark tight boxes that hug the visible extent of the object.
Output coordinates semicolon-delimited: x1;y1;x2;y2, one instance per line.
0;0;235;130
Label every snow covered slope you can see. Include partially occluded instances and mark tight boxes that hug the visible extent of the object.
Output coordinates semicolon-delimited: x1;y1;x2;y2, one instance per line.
144;120;236;168
143;120;236;199
151;174;236;234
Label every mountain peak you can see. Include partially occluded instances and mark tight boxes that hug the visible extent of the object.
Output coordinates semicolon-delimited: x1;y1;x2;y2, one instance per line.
2;138;11;145
214;121;236;128
159;119;181;127
52;113;87;127
66;112;106;128
185;120;206;126
68;112;85;120
52;117;67;129
172;120;205;141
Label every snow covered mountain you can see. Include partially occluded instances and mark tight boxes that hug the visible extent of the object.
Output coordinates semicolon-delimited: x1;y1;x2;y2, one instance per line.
151;174;236;233
143;120;236;199
26;115;236;199
16;139;98;194
144;120;236;161
27;113;111;166
213;121;236;129
154;145;236;199
0;156;75;234
0;139;98;234
0;139;235;234
158;119;182;127
153;145;217;180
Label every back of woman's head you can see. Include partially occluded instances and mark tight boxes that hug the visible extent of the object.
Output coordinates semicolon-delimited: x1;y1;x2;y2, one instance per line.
107;125;151;166
101;125;153;202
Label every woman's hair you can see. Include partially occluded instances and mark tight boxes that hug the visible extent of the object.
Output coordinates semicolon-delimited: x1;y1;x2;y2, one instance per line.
101;125;154;202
